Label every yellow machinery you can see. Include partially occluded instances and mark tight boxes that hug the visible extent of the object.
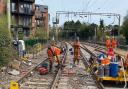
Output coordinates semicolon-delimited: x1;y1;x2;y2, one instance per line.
96;60;128;89
10;81;19;89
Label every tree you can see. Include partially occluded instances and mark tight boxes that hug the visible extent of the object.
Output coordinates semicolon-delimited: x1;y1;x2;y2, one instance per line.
99;19;105;41
79;23;89;40
75;20;81;32
89;23;97;39
121;13;128;44
35;27;47;39
111;25;119;36
100;19;104;28
0;16;17;67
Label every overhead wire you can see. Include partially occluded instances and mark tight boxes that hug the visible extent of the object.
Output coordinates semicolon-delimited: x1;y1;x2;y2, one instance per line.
87;0;99;12
97;0;112;12
97;0;116;25
85;0;93;12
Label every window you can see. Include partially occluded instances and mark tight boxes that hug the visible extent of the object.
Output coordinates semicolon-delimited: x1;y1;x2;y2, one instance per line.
19;17;23;26
36;6;39;11
23;17;32;27
24;30;30;37
11;15;16;25
30;5;32;11
26;4;29;13
19;4;24;13
11;3;16;12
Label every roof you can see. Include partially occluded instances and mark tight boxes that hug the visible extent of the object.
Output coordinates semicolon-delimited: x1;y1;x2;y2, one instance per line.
35;4;48;13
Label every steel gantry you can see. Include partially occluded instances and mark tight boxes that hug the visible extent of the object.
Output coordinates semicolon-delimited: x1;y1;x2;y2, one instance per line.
53;11;121;40
55;11;121;26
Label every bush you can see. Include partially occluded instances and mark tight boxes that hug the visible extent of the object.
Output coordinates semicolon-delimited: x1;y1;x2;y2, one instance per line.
0;16;17;67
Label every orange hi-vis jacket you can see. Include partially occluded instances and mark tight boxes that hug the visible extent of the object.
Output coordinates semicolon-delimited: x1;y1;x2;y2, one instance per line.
107;48;114;56
106;39;111;49
112;39;117;48
47;46;61;64
73;41;80;59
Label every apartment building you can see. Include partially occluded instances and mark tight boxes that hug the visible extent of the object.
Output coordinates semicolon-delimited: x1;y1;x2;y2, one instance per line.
35;5;49;37
11;0;35;39
0;0;49;39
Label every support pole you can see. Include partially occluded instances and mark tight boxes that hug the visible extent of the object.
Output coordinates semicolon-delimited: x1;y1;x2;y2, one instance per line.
7;0;11;34
118;15;121;36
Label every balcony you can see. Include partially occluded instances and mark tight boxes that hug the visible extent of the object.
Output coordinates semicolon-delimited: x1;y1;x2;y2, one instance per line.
11;0;34;3
11;10;35;16
35;16;43;20
19;10;35;16
20;0;35;3
36;22;43;27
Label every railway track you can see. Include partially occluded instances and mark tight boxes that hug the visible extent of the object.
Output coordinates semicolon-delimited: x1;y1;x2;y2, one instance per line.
16;43;68;89
8;42;105;89
67;42;104;89
18;59;51;89
81;43;128;89
84;42;127;58
80;44;104;89
0;48;49;89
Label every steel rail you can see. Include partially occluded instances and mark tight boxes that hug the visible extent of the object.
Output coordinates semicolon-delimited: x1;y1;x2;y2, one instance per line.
80;45;105;89
85;42;127;57
15;42;68;89
68;42;104;89
50;42;68;89
17;58;48;84
83;42;128;89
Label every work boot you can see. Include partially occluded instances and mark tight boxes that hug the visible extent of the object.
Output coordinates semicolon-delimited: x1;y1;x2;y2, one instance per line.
77;60;79;65
55;64;60;69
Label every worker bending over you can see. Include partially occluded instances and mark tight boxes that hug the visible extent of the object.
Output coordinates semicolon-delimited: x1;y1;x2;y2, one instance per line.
47;41;61;72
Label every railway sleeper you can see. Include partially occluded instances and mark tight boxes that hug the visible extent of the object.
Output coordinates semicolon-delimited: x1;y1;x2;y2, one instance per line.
20;86;48;89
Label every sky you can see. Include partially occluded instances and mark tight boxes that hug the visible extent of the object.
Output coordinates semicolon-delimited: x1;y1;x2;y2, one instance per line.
35;0;128;26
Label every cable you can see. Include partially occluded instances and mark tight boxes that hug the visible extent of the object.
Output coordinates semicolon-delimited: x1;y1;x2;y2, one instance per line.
85;0;93;11
87;0;99;12
94;0;110;12
89;0;98;7
108;16;115;25
97;0;112;12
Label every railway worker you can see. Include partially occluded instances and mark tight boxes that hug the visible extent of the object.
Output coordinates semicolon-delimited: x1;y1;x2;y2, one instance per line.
98;52;105;64
73;37;80;65
106;37;111;49
47;40;61;72
112;37;117;49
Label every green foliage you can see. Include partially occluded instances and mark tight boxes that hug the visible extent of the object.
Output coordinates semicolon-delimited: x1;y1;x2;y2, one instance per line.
62;21;96;40
18;32;24;40
79;23;90;40
64;20;75;30
75;20;81;31
121;13;128;44
35;27;47;39
100;20;104;29
97;28;102;41
25;39;47;46
0;16;17;67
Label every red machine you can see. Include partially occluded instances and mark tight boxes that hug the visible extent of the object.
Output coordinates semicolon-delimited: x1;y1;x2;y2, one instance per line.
38;63;48;75
38;67;48;75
